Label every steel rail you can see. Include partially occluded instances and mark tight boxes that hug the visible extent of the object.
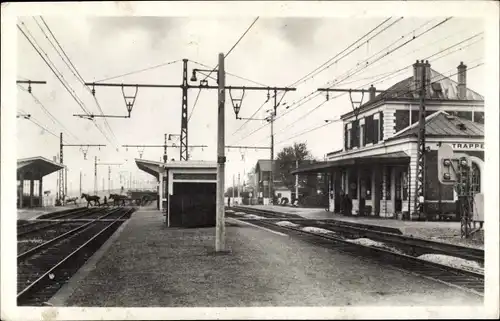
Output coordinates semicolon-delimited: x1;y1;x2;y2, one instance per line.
17;207;123;260
231;206;484;263
17;207;108;237
17;208;133;303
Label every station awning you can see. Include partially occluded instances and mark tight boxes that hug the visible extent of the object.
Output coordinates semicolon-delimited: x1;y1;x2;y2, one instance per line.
17;156;64;180
135;158;217;178
291;151;410;175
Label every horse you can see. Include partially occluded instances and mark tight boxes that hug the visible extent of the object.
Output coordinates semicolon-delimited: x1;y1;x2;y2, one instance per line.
109;194;126;206
81;193;100;207
65;196;78;205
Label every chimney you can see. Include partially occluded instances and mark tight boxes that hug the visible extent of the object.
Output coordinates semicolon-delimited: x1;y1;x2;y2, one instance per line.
457;61;467;100
412;60;422;97
368;84;376;100
424;60;431;96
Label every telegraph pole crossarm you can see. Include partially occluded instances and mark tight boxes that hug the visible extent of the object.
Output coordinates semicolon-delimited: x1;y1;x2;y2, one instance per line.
17;80;47;84
123;144;207;148
225;145;272;149
17;80;47;93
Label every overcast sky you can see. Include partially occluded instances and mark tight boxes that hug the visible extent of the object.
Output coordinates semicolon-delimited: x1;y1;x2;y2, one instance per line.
16;15;485;195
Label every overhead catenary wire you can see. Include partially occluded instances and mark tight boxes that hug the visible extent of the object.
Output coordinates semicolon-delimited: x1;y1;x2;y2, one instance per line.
188;17;260;123
288;17;395;88
274;62;484;146
279;17;454;122
244;26;478;147
230;17;419;144
17;22;116;147
18;109;66;141
94;59;181;83
37;17;120;148
190;59;268;87
17;22;91;115
272;34;483;139
17;84;80;142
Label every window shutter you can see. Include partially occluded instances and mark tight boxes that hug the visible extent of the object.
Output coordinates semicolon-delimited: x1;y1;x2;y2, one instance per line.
344;124;348;150
379;111;384;140
373;118;379;143
361;123;365;147
365;115;373;144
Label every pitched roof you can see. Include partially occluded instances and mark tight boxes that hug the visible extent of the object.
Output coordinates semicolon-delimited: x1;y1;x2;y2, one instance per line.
390;111;484;140
17;156;65;179
342;67;484;119
255;159;274;172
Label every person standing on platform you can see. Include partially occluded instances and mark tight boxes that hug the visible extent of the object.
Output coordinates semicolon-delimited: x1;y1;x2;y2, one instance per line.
345;194;353;216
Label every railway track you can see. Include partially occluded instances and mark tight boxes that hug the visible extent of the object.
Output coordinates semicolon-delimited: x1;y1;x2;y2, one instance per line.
230;206;484;263
228;207;484;296
17;207;104;236
17;207;134;306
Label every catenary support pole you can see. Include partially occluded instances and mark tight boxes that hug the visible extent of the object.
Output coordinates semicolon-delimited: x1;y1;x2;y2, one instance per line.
94;156;97;195
216;52;226;252
414;61;428;221
295;159;299;202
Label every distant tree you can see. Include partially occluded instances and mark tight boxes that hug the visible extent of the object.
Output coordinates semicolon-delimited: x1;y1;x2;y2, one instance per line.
275;142;317;193
225;186;240;197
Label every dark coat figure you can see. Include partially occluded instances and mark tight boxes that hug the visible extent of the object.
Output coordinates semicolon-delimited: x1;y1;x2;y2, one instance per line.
103;196;108;207
339;191;346;215
345;194;353;216
228;196;231;207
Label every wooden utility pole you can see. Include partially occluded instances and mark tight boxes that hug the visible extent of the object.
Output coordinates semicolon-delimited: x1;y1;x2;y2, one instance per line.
216;52;226;253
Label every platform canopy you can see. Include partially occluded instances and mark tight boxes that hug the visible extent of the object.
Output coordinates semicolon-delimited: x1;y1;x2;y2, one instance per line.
291;151;409;175
17;156;64;180
135;158;217;178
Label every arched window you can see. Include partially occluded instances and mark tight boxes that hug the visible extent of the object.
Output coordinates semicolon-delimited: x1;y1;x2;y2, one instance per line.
471;162;481;193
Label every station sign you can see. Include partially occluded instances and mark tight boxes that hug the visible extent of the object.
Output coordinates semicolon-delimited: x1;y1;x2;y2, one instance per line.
430;142;484;151
450;142;484;151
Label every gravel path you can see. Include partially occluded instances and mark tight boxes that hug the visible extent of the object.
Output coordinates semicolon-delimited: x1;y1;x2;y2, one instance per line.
63;210;482;307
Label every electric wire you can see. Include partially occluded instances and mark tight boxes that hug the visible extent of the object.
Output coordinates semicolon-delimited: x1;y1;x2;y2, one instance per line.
17;84;80;141
188;17;260;123
18;21;116;147
38;17;120;147
229;18;405;143
273;36;484;139
288;17;394;87
17;109;64;141
274;62;484;145
94;59;181;83
190;59;268;87
17;22;91;115
242;25;477;147
231;18;432;143
279;17;454;122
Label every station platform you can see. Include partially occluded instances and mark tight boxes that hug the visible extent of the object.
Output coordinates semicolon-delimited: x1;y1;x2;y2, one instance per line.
50;208;481;307
235;205;484;249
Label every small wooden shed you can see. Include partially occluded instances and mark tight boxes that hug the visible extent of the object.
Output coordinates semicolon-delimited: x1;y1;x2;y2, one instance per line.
135;159;217;228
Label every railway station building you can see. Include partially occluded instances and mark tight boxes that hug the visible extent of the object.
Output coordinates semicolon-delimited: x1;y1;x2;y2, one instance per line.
17;156;65;208
292;60;484;220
